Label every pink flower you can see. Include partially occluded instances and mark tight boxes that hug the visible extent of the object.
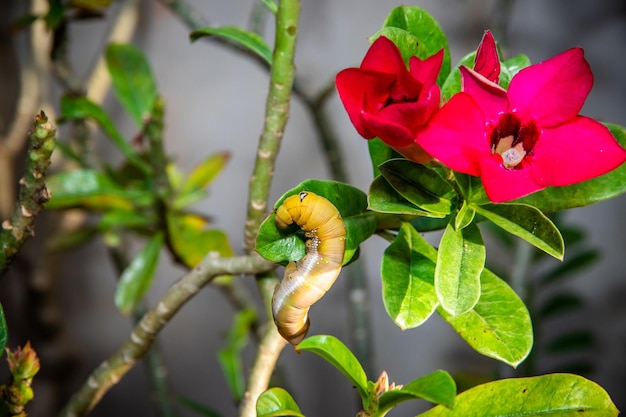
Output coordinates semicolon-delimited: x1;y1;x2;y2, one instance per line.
417;47;626;202
474;30;500;83
336;36;443;163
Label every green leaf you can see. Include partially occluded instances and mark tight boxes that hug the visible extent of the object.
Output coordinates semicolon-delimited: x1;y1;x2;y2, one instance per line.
46;169;153;210
499;54;531;89
378;6;451;85
255;180;375;266
441;51;474;101
453;201;475;230
418;373;618;417
371;27;422;64
60;96;151;174
472;203;564;260
368;175;431;216
377;370;456;412
261;0;278;14
105;43;158;127
114;233;164;315
435;222;484;316
175;152;230;209
517;123;626;211
379;159;456;217
0;304;7;358
381;223;439;329
256;387;304;417
190;26;272;65
99;209;154;231
368;138;401;178
439;269;533;367
218;308;256;401
297;335;369;401
166;212;233;269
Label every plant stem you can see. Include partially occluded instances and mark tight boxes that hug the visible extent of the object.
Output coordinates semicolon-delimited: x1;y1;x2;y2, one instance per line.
0;112;56;277
238;324;287;417
57;253;275;417
242;0;301;252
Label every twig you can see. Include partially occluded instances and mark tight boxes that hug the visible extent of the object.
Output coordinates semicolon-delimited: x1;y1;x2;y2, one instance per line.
0;111;56;277
242;0;301;251
57;253;275;417
238;324;287;417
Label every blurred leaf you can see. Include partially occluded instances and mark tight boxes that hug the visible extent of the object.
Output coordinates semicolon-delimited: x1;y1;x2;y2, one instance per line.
115;233;164;315
175;152;230;209
167;213;233;269
46;169;153;210
435;222;484;316
256;387;303;417
60;96;151;174
256;180;374;266
378;5;451;85
0;304;7;357
8;14;39;33
368;175;430;216
453;201;475;230
538;292;585;319
379;159;456;217
378;370;456;412
190;26;272;65
298;335;369;401
218;309;256;401
418;374;618;417
473;203;564;260
105;43;158;127
541;249;599;285
381;223;439;329
545;330;594;354
46;226;100;252
176;396;223;417
439;269;533;368
517;123;626;211
99;209;154;231
261;0;278;14
69;0;111;10
44;0;64;29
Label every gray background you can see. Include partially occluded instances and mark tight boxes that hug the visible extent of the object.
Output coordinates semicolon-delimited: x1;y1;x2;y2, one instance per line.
1;0;625;416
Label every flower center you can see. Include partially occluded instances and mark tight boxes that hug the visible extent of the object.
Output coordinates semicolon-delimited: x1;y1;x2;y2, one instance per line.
489;113;539;169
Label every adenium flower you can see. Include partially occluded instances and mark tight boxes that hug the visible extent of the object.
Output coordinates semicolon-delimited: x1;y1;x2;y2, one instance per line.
417;46;626;202
336;36;443;163
474;30;500;83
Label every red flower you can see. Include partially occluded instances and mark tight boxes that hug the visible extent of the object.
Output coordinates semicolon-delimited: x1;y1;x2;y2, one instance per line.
336;36;443;163
417;47;626;202
474;30;500;83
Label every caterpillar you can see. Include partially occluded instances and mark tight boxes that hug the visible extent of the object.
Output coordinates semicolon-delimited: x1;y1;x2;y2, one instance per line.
272;191;347;345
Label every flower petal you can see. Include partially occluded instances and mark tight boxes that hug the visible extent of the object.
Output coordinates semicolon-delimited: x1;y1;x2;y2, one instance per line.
508;48;593;127
361;36;407;73
530;116;626;186
417;93;487;176
479;156;544;202
336;69;395;138
460;66;508;121
474;30;500;83
409;49;444;87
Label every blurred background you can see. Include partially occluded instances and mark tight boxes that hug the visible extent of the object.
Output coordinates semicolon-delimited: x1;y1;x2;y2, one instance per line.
0;0;625;416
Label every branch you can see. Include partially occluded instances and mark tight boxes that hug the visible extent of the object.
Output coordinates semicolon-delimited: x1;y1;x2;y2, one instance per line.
57;253;275;417
0;111;56;277
242;0;301;251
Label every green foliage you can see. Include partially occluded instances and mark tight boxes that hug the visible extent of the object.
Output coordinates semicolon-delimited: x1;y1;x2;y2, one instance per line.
256;387;304;417
218;309;256;402
105;43;158;127
190;26;273;65
418;374;618;417
0;305;6;358
114;233;164;315
255;179;375;266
